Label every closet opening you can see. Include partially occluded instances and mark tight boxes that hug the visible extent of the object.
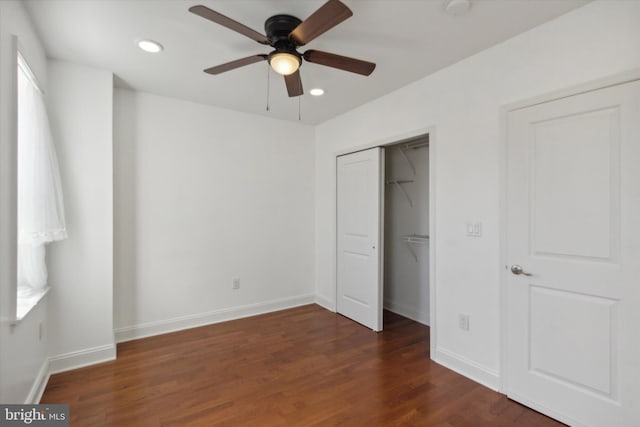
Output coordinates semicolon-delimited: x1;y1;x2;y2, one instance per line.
335;132;431;332
383;135;430;326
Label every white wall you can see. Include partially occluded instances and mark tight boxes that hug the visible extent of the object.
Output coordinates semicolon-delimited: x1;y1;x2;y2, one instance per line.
0;0;50;403
113;90;315;340
46;60;115;371
314;0;640;389
384;143;429;325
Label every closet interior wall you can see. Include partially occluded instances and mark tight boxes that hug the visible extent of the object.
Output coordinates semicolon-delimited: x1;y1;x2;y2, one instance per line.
384;139;430;325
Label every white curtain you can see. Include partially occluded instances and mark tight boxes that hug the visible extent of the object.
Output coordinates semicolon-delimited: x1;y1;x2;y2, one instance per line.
17;55;67;294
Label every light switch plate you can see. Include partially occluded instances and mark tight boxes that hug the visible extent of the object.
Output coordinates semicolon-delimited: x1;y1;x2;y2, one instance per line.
458;314;470;331
466;222;482;237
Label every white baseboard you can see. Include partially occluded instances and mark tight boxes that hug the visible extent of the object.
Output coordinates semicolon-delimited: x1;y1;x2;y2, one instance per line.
49;344;117;375
25;359;50;404
114;294;315;343
314;294;335;312
433;346;500;391
384;299;429;325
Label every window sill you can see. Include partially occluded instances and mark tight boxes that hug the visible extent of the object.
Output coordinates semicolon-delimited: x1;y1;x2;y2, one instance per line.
13;286;50;325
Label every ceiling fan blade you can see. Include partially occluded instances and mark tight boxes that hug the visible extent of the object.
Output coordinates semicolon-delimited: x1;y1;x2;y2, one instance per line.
304;50;376;76
204;55;267;75
189;5;270;45
289;0;352;46
284;70;304;97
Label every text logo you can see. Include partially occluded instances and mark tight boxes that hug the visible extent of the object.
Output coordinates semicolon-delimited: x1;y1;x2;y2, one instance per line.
1;405;69;426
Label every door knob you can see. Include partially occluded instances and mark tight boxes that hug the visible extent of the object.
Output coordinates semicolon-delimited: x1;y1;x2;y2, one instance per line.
511;265;532;276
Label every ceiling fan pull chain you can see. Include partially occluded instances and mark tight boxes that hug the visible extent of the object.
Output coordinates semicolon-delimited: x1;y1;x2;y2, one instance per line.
298;94;301;121
266;64;271;112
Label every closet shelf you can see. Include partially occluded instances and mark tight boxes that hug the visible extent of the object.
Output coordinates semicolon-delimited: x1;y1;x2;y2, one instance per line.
385;180;414;207
400;234;429;262
401;234;429;244
385;180;414;185
404;141;429;150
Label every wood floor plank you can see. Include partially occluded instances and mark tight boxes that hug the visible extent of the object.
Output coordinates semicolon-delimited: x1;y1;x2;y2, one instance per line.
41;305;565;426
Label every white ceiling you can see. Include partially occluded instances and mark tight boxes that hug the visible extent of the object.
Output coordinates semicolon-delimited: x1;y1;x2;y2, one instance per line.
25;0;589;124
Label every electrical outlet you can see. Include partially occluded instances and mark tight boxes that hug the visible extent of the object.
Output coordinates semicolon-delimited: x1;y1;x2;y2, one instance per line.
458;314;470;331
232;277;240;290
39;322;44;341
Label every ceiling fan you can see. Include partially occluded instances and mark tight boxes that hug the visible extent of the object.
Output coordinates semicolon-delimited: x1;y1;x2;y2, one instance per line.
189;0;376;97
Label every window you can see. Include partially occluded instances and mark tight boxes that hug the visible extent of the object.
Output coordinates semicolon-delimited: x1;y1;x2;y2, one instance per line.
16;52;67;320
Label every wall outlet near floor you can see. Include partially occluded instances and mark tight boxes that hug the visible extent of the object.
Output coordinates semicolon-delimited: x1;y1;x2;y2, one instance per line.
232;277;240;290
458;314;470;331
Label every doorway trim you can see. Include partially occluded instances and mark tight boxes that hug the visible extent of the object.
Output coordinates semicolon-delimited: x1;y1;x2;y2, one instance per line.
333;126;437;355
498;68;640;404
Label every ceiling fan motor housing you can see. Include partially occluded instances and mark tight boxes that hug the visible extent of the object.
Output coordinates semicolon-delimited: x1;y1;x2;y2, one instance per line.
265;14;302;56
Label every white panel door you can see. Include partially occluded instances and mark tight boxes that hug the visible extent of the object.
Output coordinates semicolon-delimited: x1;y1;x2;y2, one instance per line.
337;148;384;331
506;80;640;426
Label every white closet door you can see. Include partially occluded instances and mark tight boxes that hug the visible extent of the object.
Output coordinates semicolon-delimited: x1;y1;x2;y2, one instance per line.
336;148;384;331
505;80;640;426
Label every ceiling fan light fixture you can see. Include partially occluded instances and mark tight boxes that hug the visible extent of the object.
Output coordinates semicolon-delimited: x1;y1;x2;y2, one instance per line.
269;52;301;76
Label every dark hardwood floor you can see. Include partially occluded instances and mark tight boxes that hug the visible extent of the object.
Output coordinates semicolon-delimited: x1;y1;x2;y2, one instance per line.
42;305;564;426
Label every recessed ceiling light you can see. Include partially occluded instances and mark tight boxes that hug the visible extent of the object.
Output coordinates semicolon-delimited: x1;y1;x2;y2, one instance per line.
444;0;471;16
310;88;325;96
137;40;163;53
